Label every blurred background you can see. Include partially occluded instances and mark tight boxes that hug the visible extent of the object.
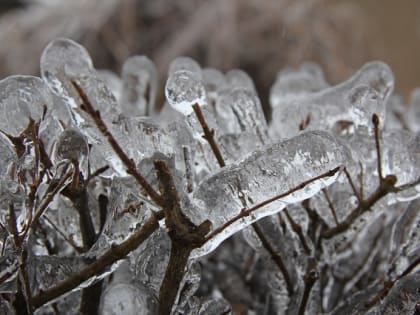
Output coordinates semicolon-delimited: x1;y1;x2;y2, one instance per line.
0;0;419;114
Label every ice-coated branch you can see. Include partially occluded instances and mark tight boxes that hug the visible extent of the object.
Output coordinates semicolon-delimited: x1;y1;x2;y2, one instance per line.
205;167;340;242
71;80;163;206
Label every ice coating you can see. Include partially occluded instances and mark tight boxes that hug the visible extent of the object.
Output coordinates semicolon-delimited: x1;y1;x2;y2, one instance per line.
270;62;329;107
215;88;268;144
120;55;158;116
270;82;386;139
0;133;17;178
168;56;202;79
270;61;393;139
202;68;226;97
225;69;256;91
40;38;120;124
165;70;207;115
190;131;348;256
0;75;52;137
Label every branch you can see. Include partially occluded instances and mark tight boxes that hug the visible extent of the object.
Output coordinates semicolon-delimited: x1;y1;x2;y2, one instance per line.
192;103;225;167
31;212;160;309
71;80;163;206
252;222;293;294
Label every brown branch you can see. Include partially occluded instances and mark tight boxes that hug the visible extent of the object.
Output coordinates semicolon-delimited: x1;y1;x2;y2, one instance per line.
252;222;293;294
192;103;225;167
343;167;362;202
206;167;341;242
322;188;339;226
372;114;383;182
154;160;210;315
283;208;311;255
298;260;319;315
31;212;160;309
71;80;163;206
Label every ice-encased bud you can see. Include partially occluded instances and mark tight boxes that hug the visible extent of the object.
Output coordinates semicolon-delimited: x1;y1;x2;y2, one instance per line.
165;70;207;115
55;128;88;162
226;69;255;91
120;56;158;116
215;88;268;144
0;76;52;137
169;56;202;78
190;131;349;257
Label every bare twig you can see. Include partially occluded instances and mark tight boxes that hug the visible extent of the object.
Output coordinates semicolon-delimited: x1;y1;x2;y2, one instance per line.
192;103;225;167
283;208;311;255
252;222;294;294
298;259;319;315
322;188;339;226
372;114;383;182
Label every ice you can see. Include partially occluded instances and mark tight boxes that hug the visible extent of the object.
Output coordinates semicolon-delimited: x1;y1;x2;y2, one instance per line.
189;130;349;257
202;68;226;106
40;37;121;124
169;57;202;78
225;69;256;91
0;75;52;137
215;88;268;144
0;133;17;179
0;180;26;234
0;252;19;293
270;62;329;107
120;56;158;116
98;70;122;101
270;61;393;139
134;228;171;294
101;176;156;244
99;262;157;315
165;70;207;115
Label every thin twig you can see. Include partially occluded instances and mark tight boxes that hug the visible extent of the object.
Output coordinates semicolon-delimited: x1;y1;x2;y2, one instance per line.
372;114;383;182
283;208;311;255
298;260;319;315
192;103;225;167
322;189;339;226
343;167;362;202
71;80;163;206
183;146;194;193
252;222;293;294
321;175;397;239
42;215;84;254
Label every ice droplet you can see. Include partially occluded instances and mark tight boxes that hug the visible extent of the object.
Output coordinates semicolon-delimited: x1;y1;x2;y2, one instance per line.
165;70;207;115
120;56;158;116
55;128;88;163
